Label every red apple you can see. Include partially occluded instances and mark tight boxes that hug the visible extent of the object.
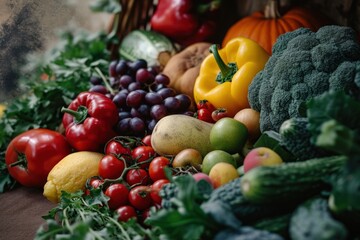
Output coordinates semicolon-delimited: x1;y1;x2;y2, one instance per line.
192;172;214;187
243;147;283;173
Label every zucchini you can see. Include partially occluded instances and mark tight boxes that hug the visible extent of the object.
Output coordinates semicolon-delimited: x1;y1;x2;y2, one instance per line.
203;177;296;224
290;196;348;240
241;155;347;204
119;30;177;67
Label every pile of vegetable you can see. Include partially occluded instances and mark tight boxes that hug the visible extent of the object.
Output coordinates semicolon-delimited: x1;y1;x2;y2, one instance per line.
1;1;360;239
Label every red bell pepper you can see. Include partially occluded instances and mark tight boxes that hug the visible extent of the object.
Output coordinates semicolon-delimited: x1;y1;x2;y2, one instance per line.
150;0;221;46
61;92;119;152
5;128;72;187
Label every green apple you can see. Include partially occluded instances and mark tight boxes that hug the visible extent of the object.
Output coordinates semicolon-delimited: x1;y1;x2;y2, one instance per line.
201;150;237;175
210;117;248;154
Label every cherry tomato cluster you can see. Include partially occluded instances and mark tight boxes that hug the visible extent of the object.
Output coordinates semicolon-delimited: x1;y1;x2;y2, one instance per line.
86;135;171;223
195;99;229;123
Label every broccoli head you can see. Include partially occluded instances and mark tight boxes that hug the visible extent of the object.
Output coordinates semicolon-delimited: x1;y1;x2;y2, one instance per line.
248;25;360;132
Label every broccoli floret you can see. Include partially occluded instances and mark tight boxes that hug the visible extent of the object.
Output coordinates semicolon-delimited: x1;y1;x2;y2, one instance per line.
249;25;360;132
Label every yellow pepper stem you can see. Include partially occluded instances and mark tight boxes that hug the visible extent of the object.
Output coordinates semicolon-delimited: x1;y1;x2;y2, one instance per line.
210;44;238;84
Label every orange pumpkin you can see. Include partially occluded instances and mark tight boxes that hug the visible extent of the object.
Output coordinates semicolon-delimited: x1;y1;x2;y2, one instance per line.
222;0;330;55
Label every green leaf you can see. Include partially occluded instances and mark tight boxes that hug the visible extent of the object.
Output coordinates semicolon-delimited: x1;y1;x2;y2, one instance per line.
307;90;360;141
146;209;205;240
253;131;294;161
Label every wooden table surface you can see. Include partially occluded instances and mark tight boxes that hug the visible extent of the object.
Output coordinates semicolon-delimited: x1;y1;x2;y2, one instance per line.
0;186;56;240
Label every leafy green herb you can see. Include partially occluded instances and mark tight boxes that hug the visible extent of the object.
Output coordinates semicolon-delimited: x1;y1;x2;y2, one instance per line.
0;30;111;192
36;189;157;240
146;174;219;240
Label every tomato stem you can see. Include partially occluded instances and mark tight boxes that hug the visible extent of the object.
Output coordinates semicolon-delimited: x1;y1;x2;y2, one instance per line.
9;152;27;168
102;157;155;188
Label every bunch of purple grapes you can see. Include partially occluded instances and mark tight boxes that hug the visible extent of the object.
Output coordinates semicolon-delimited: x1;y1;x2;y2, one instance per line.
89;59;194;137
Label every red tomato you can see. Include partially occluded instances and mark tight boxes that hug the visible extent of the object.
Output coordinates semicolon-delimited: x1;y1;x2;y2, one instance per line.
148;156;171;182
98;154;125;179
5;128;72;187
115;205;138;222
105;140;131;158
197;108;215;123
85;178;104;195
211;108;229;122
150;179;170;205
131;146;157;169
126;169;151;186
128;185;153;210
196;99;216;112
142;134;152;147
139;208;151;225
105;183;129;210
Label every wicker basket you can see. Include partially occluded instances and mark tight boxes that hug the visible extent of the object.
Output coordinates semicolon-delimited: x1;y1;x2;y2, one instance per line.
107;0;157;59
107;0;360;59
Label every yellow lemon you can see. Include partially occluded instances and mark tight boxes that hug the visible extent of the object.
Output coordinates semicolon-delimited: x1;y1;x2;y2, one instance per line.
43;151;104;203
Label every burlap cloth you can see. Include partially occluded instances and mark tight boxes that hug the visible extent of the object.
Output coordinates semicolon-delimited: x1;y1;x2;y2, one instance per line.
0;186;56;240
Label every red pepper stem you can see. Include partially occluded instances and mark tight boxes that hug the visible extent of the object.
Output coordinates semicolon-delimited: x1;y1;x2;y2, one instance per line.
210;44;238;83
197;0;222;14
61;106;88;124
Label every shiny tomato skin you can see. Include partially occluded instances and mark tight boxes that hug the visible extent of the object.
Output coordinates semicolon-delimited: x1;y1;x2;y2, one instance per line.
5;128;72;187
197;108;215;123
105;183;129;210
105;140;131;158
128;185;153;210
150;179;170;205
211;108;229;122
126;169;151;186
115;205;138;222
196;100;216;112
148;156;171;182
131;146;157;169
141;135;152;147
98;154;125;179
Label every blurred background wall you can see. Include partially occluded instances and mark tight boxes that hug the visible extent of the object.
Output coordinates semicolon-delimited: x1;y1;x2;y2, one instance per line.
0;0;110;102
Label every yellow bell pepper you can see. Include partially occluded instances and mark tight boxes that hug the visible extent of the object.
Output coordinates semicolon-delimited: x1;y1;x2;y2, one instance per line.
193;37;269;117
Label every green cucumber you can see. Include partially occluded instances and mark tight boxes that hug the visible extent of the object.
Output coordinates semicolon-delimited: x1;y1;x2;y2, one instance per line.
241;155;347;204
119;30;177;67
204;177;295;224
